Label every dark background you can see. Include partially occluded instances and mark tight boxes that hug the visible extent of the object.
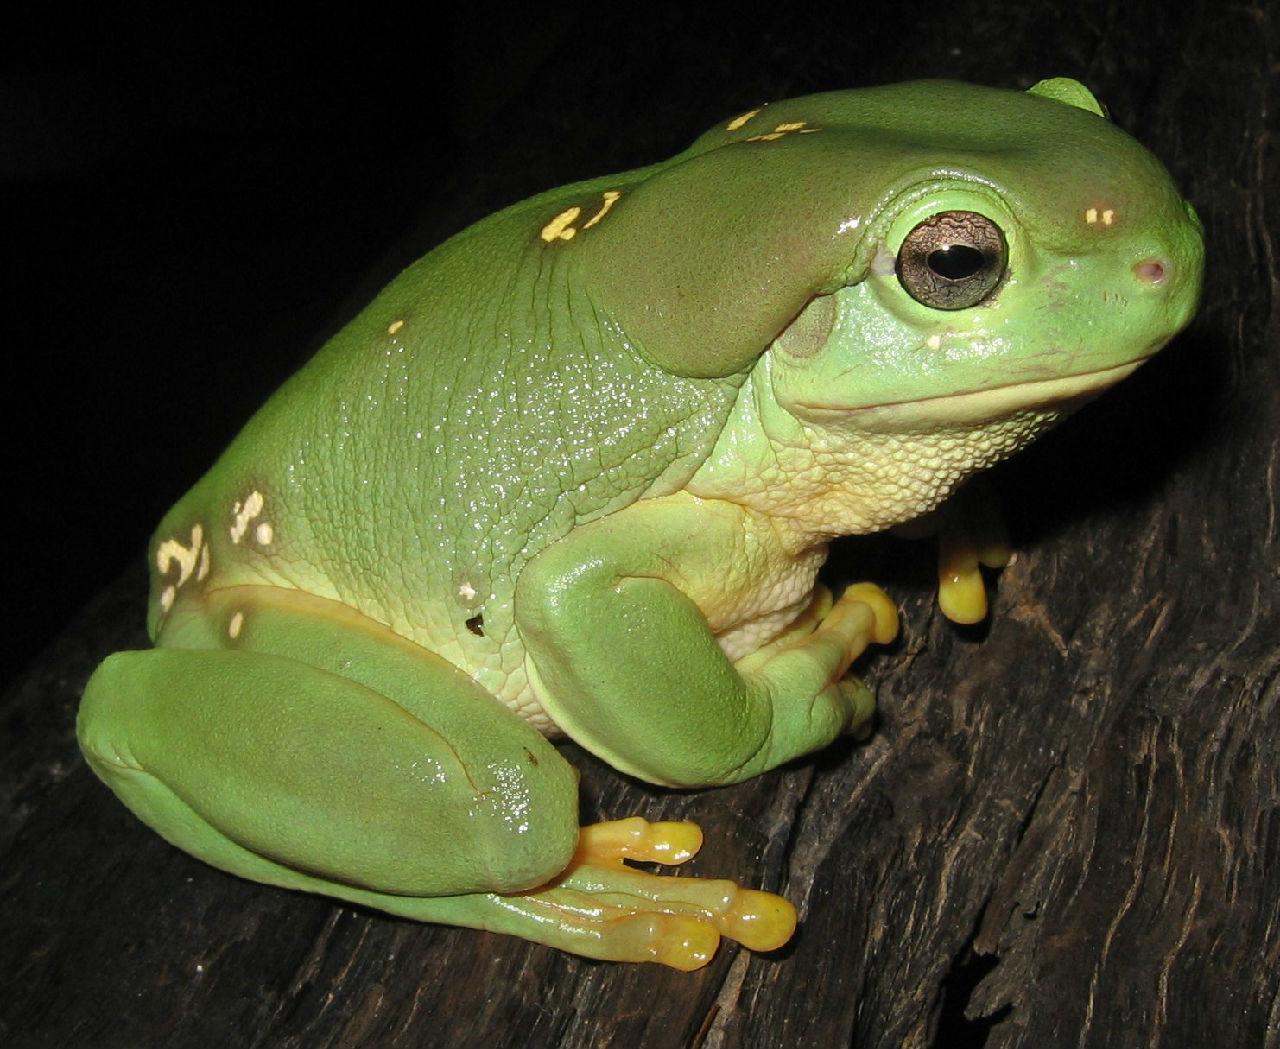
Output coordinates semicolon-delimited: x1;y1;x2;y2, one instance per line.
5;4;1277;1048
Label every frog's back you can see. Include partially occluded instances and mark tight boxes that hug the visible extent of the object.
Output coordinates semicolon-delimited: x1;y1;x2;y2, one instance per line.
148;188;743;699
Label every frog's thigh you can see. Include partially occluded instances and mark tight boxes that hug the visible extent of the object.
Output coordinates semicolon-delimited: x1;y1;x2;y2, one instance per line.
78;606;577;899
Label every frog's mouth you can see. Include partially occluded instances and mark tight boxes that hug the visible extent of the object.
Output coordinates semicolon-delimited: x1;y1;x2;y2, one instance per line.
795;357;1149;432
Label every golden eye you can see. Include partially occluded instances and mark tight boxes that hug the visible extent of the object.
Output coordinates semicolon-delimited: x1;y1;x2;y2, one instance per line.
896;211;1007;310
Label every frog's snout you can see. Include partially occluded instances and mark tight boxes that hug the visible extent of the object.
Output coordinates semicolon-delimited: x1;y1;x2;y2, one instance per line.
1126;212;1205;333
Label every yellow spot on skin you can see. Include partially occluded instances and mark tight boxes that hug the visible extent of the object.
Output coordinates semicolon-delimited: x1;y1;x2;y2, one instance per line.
254;521;273;546
726;108;761;131
541;207;581;242
228;611;244;639
458;580;478;602
746;120;819;142
1102;208;1115;225
154;524;209;617
541;192;621;243
156;524;205;585
927;334;943;351
230;490;266;544
1085;207;1116;227
581;190;622;230
388;319;405;335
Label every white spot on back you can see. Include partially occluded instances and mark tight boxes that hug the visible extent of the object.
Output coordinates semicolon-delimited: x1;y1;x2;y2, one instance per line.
156;524;205;585
230;490;265;544
154;524;211;619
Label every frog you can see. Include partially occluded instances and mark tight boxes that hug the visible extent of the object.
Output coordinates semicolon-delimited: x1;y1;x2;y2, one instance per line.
78;78;1203;970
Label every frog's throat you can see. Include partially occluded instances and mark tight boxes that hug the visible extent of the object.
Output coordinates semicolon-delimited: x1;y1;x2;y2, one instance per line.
796;357;1147;432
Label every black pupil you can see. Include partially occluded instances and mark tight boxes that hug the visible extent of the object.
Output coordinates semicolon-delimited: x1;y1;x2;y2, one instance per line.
928;244;985;280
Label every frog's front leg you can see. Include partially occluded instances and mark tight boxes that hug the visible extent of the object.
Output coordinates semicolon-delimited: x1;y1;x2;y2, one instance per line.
516;492;898;788
77;587;792;969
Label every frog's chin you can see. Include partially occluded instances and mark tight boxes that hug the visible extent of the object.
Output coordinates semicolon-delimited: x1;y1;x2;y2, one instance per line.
794;358;1148;432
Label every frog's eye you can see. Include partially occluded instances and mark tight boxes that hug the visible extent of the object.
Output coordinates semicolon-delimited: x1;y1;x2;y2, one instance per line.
895;211;1007;310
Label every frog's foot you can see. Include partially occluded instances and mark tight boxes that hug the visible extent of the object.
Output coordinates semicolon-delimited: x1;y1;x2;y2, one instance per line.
488;817;796;971
735;582;897;741
835;582;900;648
896;478;1012;624
937;500;1011;625
938;533;1010;624
742;582;898;666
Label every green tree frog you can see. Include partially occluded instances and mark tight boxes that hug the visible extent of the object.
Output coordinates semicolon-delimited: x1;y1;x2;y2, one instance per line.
79;79;1203;970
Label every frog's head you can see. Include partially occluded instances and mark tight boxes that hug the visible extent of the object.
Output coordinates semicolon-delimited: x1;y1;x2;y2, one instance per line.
576;78;1202;529
761;78;1204;439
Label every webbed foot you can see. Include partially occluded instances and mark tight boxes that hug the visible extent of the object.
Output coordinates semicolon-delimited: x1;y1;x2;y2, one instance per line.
490;817;796;970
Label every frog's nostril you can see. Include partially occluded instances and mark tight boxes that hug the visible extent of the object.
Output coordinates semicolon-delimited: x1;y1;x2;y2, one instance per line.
1133;257;1168;285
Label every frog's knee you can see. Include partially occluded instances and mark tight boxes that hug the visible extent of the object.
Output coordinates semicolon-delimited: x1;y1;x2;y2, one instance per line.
463;754;581;893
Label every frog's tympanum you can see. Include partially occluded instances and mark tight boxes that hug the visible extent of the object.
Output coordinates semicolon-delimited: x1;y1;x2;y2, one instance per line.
80;80;1203;969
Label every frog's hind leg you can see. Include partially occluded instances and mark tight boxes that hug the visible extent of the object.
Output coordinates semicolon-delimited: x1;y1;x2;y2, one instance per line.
78;586;793;968
78;637;581;902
